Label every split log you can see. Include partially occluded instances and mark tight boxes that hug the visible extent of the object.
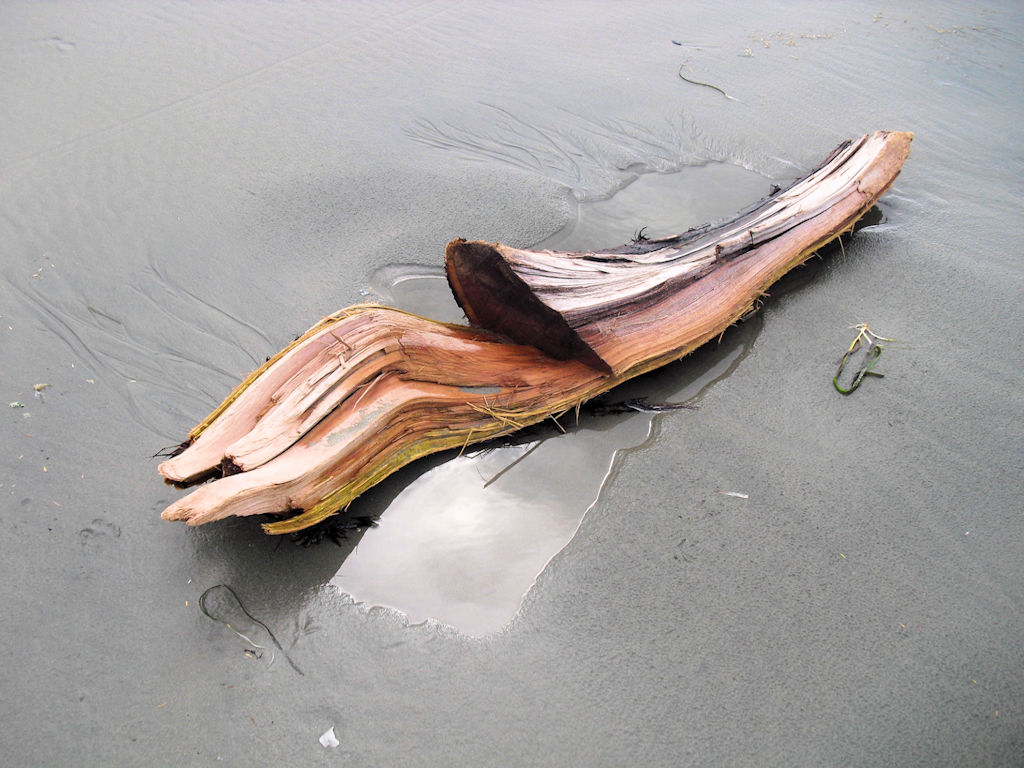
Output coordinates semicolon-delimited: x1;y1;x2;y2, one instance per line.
445;130;913;377
160;307;606;532
159;130;912;534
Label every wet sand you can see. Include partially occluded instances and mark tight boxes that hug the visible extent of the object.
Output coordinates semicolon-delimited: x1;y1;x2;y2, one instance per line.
2;2;1022;765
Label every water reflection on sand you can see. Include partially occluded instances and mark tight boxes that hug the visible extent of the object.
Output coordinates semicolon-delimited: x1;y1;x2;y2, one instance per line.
331;162;772;635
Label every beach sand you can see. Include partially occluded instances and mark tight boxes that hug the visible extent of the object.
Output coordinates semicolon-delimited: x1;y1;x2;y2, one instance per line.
2;2;1021;764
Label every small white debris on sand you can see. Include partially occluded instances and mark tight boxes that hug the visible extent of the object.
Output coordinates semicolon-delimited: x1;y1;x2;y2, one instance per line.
717;490;749;499
319;726;340;748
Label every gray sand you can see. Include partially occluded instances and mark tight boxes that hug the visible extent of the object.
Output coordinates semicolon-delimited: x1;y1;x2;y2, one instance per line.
2;2;1022;765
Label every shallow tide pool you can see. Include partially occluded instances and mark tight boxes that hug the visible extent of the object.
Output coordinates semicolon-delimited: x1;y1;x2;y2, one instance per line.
331;162;772;634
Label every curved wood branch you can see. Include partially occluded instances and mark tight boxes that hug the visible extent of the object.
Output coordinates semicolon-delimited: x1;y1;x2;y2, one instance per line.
159;130;912;533
445;130;913;376
160;308;604;532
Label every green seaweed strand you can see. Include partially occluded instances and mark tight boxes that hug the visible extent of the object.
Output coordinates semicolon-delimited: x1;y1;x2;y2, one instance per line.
198;585;304;675
678;64;736;101
833;324;895;395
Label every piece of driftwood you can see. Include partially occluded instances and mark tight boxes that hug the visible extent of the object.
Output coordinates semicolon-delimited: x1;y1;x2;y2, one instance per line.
445;131;912;377
160;130;912;533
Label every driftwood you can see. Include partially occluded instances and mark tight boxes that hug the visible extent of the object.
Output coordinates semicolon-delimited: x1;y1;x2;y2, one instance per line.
160;130;912;534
